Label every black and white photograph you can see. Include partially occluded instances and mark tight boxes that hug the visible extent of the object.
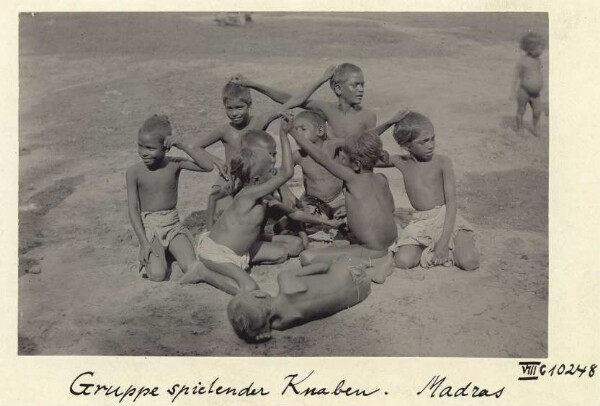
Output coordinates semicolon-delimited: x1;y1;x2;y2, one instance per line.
18;12;550;357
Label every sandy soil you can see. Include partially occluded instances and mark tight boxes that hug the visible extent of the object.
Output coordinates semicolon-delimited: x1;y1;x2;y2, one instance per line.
18;13;548;356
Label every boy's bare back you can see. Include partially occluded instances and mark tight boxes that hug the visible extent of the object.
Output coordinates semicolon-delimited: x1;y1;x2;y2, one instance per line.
391;154;450;211
345;172;396;251
271;258;371;330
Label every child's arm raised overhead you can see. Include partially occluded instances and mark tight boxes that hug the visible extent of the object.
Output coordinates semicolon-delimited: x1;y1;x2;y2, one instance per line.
238;113;295;201
431;156;458;266
191;126;226;150
250;65;337;131
230;74;292;105
165;136;229;179
368;109;410;136
126;168;159;268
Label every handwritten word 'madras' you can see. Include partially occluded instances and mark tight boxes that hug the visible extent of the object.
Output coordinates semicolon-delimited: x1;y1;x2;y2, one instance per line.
282;370;382;397
417;375;504;398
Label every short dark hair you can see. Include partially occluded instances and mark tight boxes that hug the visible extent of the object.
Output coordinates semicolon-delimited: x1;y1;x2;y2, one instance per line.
340;131;383;171
329;63;363;91
392;112;434;147
138;114;172;141
222;82;252;105
241;129;276;149
227;292;270;343
294;110;326;135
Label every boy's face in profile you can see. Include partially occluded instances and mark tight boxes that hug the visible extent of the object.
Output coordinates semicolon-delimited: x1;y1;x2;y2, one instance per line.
407;129;436;162
335;71;365;106
137;132;166;168
291;117;323;144
224;98;250;126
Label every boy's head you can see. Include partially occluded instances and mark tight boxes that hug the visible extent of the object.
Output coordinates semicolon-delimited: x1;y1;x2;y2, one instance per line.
241;129;277;165
222;82;252;126
291;110;327;144
520;32;545;57
393;112;436;162
227;291;273;343
339;131;383;172
230;147;277;191
329;63;365;106
137;114;171;167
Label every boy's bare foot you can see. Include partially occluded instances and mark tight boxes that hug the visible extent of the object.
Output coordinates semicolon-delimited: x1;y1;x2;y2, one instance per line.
365;254;394;284
179;263;206;284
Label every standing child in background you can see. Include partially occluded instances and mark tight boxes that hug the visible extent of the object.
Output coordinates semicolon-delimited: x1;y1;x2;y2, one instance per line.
195;66;337;229
234;62;376;140
289;126;398;284
511;32;545;137
181;114;295;292
227;257;372;343
384;111;479;271
126;115;238;294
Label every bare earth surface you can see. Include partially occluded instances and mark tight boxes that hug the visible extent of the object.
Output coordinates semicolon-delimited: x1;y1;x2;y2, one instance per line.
18;13;548;356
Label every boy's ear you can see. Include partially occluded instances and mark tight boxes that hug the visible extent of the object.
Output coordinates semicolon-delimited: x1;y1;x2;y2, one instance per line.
333;82;342;96
351;159;362;173
317;125;326;137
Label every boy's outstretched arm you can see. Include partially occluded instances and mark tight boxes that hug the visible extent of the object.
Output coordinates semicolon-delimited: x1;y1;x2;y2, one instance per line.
230;74;292;104
250;65;337;131
126;168;159;267
368;109;410;136
431;156;458;266
166;136;228;179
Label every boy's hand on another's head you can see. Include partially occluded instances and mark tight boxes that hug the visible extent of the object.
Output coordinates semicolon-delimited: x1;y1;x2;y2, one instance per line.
322;64;338;80
229;74;248;86
164;136;183;151
389;109;411;124
280;110;294;133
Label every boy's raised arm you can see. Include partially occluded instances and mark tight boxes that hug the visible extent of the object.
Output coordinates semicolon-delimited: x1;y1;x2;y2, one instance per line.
230;74;292;104
242;113;295;200
368;109;410;136
250;65;337;131
166;137;228;179
192;127;225;149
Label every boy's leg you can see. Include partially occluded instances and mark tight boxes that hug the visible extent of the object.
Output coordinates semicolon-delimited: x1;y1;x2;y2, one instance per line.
250;240;289;265
272;235;306;257
530;96;543;137
145;238;168;281
199;257;258;292
299;245;363;266
452;230;479;271
393;245;422;269
180;261;240;295
516;87;529;134
168;234;197;274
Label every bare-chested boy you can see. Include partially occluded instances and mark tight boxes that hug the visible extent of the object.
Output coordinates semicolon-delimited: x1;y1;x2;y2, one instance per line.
181;114;296;292
382;111;479;271
235;62;376;140
126;115;238;293
227;256;372;343
195;66;337;229
288;125;398;284
511;32;545;137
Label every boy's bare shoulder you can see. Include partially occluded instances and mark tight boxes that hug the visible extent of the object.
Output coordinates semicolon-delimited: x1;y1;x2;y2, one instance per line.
126;162;144;177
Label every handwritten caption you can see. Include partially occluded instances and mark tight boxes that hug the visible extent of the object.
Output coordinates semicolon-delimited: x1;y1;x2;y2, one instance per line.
69;370;384;403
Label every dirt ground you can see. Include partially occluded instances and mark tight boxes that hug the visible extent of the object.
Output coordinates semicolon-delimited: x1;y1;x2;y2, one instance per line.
18;13;548;356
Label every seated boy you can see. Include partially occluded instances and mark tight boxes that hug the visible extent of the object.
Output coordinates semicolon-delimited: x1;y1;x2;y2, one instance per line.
195;66;337;229
288;127;399;284
382;111;479;271
227;256;372;342
126;115;239;293
181;114;299;291
291;110;346;221
233;62;376;140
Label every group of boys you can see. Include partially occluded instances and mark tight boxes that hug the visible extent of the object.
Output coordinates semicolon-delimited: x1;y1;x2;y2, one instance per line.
127;62;480;342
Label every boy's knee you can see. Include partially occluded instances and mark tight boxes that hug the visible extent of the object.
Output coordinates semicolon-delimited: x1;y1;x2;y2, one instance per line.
299;250;315;266
146;266;167;282
457;254;479;271
393;252;418;269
